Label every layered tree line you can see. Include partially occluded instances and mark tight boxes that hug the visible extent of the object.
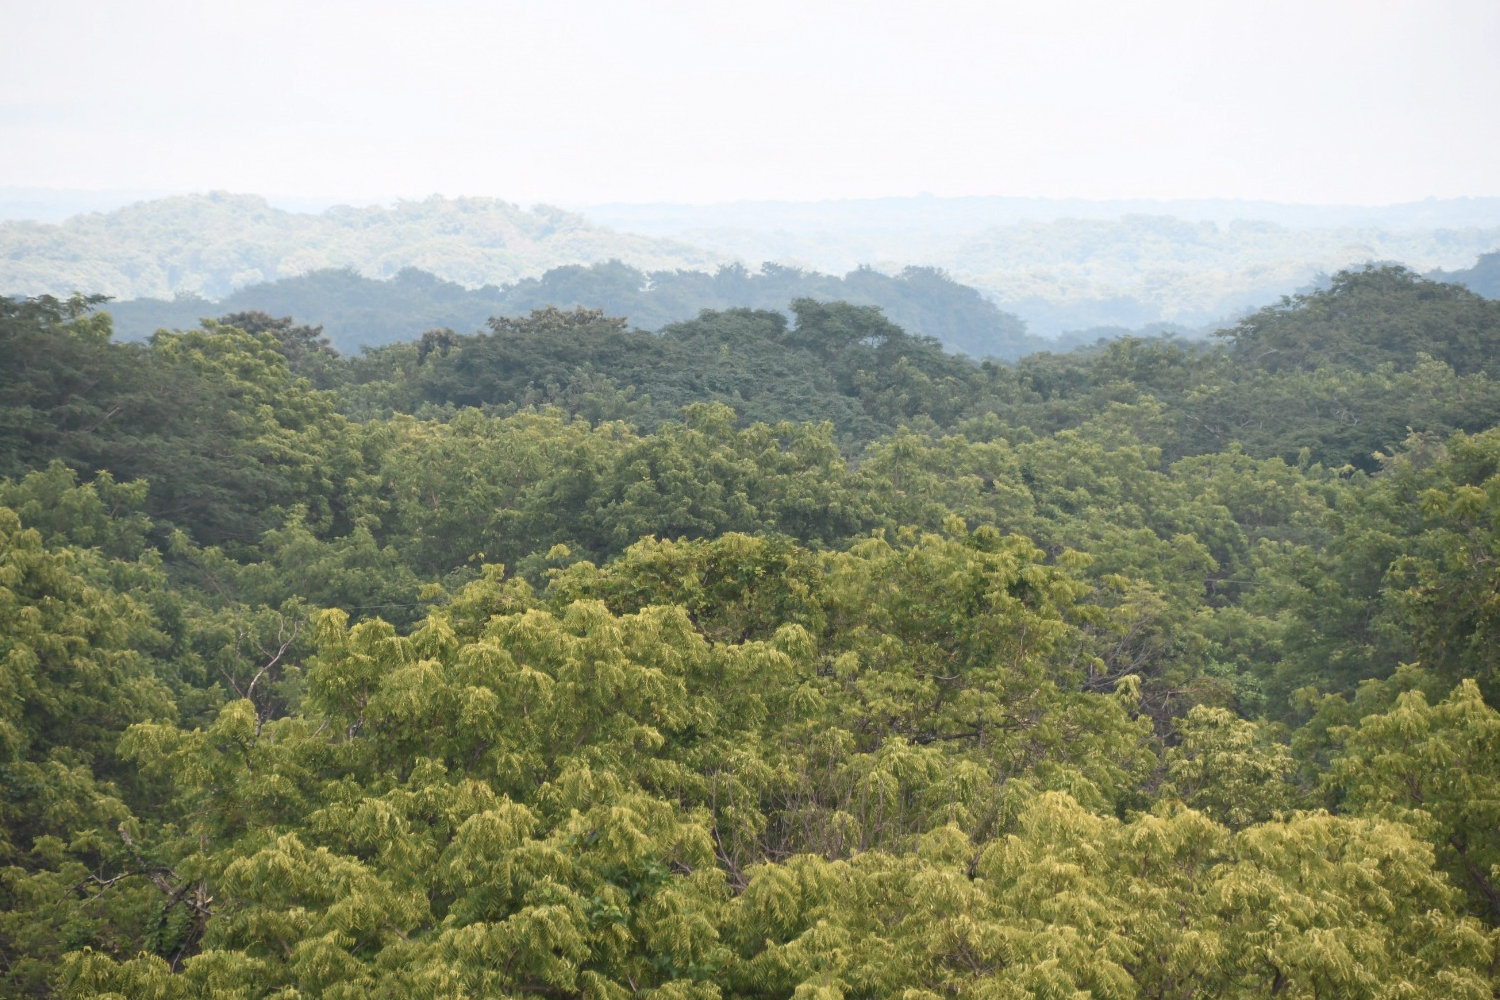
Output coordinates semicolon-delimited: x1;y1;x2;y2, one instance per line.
105;261;1042;360
3;264;1500;998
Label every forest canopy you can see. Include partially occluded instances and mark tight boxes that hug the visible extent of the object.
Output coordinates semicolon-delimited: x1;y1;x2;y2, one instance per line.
3;264;1500;998
103;261;1042;360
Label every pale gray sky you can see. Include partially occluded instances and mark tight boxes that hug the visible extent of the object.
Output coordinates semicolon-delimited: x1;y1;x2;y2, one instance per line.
3;0;1497;206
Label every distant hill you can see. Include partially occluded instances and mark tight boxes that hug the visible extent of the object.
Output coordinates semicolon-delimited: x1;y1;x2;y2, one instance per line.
584;199;1500;335
492;261;1037;358
0;192;724;301
10;191;1500;338
106;268;511;352
1431;250;1500;299
1221;264;1500;376
105;261;1043;359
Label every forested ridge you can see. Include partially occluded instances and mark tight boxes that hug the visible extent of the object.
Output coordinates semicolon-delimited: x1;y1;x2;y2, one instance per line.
3;263;1500;998
8;191;1499;336
103;261;1043;360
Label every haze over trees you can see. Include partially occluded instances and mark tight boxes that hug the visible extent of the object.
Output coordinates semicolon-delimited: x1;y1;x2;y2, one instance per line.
1434;248;1500;298
103;262;1042;359
5;193;1498;338
594;199;1500;334
4;263;1500;997
0;193;723;302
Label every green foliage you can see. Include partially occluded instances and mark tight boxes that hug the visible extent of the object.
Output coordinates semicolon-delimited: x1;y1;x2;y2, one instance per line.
1222;264;1500;375
1261;427;1500;709
0;500;186;997
1163;706;1298;829
108;258;1038;359
8;268;1500;997
1331;680;1500;923
0;505;173;816
390;298;984;447
719;794;1494;1000
0;462;153;561
0;299;371;547
215;310;342;389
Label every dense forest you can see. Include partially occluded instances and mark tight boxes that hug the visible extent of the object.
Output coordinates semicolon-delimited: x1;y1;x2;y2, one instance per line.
4;263;1500;998
104;262;1045;360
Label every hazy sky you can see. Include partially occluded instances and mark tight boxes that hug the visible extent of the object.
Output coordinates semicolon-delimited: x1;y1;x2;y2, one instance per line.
4;0;1497;206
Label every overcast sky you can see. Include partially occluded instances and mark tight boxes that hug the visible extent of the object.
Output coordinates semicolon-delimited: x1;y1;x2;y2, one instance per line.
3;0;1497;206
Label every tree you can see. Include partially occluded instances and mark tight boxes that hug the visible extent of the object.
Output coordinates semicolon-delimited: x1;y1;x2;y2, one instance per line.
1332;680;1500;924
